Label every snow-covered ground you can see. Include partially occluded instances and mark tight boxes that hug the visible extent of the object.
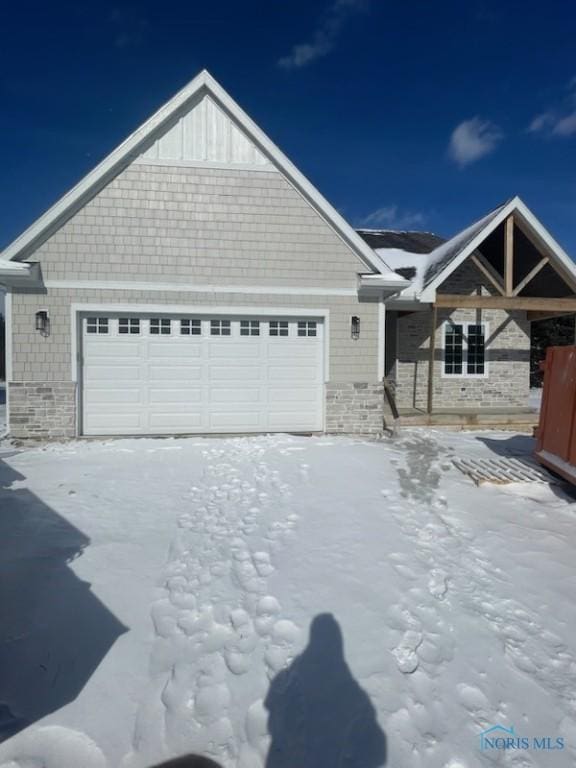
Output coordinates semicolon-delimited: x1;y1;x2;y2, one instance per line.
1;430;576;768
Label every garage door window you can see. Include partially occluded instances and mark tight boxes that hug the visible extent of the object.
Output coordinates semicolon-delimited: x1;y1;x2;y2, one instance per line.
211;320;231;336
297;321;317;337
180;319;201;335
269;321;289;337
86;317;109;334
119;318;140;335
240;320;260;336
150;318;171;335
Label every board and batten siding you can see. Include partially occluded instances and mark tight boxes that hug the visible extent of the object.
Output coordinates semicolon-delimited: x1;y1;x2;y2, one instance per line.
138;94;273;168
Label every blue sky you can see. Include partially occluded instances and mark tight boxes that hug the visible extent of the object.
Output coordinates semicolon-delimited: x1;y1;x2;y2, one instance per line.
1;0;576;254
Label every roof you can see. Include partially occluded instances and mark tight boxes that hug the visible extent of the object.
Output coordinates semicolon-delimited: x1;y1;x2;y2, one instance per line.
0;70;406;288
420;201;507;288
356;230;445;254
357;197;576;301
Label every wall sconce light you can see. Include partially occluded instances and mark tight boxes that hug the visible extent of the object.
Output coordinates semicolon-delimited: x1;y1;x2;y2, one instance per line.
351;315;360;340
35;310;50;337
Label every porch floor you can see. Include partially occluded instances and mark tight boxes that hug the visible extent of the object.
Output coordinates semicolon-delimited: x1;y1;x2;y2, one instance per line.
396;406;539;431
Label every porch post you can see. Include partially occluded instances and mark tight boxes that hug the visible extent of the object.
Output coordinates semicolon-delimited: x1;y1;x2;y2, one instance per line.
427;304;437;415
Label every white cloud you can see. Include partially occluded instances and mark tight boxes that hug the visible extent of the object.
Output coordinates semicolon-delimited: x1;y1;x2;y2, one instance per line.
528;112;555;134
528;78;576;138
278;0;367;71
553;113;576;136
358;205;426;230
448;117;503;168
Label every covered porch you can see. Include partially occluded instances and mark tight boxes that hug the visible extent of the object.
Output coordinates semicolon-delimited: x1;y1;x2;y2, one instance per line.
382;202;576;427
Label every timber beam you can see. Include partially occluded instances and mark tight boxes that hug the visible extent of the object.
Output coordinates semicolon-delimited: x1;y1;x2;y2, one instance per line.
435;295;576;312
527;310;576;322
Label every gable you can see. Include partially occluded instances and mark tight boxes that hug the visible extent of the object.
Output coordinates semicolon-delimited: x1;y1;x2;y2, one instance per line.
420;197;576;301
1;71;401;286
137;94;274;170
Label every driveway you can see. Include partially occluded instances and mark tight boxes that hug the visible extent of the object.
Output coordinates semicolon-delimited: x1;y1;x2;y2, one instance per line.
0;431;575;768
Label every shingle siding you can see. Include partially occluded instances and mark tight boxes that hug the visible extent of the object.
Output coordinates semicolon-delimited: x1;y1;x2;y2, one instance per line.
29;164;366;288
394;260;530;410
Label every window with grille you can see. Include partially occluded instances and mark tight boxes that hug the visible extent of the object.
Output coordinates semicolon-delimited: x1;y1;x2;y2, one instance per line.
240;320;260;336
150;318;171;335
118;318;140;335
466;324;486;375
297;321;317;337
180;319;201;335
86;317;109;334
444;322;487;376
269;321;289;337
211;319;231;336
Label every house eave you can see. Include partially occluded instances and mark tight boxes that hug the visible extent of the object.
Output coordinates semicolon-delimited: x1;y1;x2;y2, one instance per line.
358;274;410;298
0;261;43;289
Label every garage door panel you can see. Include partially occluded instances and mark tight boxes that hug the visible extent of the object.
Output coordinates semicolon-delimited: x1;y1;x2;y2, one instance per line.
149;388;203;404
209;412;263;430
210;388;261;404
209;343;261;359
84;341;141;358
85;365;142;382
84;413;144;430
149;412;204;428
148;341;203;359
209;366;261;382
82;314;323;435
148;365;203;382
84;388;142;405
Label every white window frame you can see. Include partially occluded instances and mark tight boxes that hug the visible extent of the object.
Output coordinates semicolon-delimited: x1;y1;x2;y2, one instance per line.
442;321;489;379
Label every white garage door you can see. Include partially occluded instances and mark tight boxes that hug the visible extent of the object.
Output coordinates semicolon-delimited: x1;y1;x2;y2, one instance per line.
81;314;324;435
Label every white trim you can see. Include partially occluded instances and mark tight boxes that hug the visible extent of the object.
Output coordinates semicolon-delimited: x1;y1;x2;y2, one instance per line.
377;299;385;380
1;70;394;278
512;198;576;286
4;292;12;435
441;320;489;379
46;279;357;297
133;157;279;174
421;204;514;301
70;303;330;383
420;196;576;301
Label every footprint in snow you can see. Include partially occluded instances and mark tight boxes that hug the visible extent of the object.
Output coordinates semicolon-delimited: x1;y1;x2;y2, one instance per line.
392;630;423;674
428;569;449;599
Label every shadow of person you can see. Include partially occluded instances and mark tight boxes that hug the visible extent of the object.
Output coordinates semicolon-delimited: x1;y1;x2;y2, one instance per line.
264;613;386;767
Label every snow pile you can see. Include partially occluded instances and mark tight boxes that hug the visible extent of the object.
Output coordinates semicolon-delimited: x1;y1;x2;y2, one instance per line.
1;430;575;767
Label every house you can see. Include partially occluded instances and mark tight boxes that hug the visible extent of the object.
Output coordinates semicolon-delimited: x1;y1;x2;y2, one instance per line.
0;71;406;439
1;71;575;439
358;199;576;419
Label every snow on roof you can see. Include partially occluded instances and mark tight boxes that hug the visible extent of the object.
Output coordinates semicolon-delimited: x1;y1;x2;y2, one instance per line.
420;202;508;289
0;258;29;273
361;201;510;299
